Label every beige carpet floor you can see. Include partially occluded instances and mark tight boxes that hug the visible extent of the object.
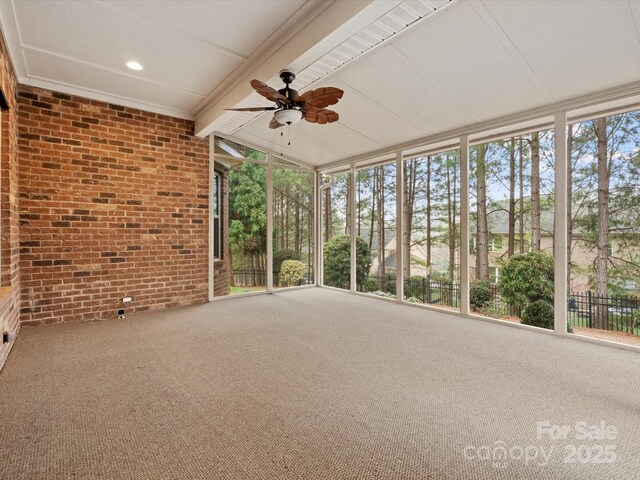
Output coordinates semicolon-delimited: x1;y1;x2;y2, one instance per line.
1;288;640;479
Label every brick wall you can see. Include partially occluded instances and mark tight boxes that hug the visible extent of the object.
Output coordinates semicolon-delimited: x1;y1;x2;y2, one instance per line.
0;29;21;370
17;86;209;324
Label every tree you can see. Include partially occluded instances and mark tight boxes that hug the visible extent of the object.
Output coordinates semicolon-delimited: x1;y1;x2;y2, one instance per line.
228;161;267;280
530;132;541;251
595;117;610;328
475;144;489;280
508;137;516;257
323;179;332;242
403;158;418;279
518;137;525;253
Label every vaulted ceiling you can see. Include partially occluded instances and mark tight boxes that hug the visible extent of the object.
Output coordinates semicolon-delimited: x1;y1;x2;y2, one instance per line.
2;0;640;168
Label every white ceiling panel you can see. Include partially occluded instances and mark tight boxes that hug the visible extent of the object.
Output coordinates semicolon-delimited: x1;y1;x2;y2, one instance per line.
232;126;353;167
327;78;426;145
391;1;548;122
482;0;640;101
15;1;241;96
335;44;473;134
103;0;307;59
24;49;204;114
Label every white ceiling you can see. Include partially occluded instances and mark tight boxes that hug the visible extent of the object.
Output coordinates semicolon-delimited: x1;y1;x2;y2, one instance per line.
228;0;640;167
2;0;640;167
0;0;362;119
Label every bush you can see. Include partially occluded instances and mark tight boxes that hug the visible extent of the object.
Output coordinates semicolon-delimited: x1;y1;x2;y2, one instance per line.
522;300;554;330
470;280;492;309
405;275;426;300
273;249;300;275
280;260;304;287
381;271;396;295
323;235;371;289
520;299;574;333
363;277;379;292
499;251;554;310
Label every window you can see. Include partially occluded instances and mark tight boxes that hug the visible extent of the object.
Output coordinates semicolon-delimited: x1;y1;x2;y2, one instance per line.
213;171;222;260
488;236;503;253
488;266;500;285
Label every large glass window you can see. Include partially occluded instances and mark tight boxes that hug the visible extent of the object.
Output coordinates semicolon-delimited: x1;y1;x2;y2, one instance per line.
469;131;555;326
568;112;640;346
322;172;351;289
355;162;397;298
273;158;314;289
227;151;267;295
402;151;460;310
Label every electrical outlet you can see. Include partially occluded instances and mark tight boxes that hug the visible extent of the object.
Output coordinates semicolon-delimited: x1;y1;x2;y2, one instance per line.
121;296;133;303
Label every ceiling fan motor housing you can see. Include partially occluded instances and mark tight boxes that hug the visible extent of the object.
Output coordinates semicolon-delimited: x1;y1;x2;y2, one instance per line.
279;70;296;85
278;70;299;106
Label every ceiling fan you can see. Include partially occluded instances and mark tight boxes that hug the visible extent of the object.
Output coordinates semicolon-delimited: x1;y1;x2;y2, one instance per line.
226;70;344;129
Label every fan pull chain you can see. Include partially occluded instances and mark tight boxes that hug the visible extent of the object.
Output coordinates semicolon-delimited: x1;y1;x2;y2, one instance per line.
288;123;291;146
280;131;283;156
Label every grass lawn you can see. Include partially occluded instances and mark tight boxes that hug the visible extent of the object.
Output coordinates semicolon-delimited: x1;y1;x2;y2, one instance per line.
229;285;266;295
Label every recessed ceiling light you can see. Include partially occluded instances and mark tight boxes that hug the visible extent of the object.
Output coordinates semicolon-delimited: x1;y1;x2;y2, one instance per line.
126;61;143;71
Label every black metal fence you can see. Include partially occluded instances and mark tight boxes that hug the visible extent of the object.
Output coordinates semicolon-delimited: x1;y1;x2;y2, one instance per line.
233;269;266;287
362;275;461;308
363;274;639;336
569;291;639;335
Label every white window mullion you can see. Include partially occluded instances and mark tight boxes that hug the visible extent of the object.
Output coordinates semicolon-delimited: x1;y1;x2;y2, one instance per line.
349;164;357;292
395;151;404;303
266;154;274;292
460;135;470;315
554;112;568;335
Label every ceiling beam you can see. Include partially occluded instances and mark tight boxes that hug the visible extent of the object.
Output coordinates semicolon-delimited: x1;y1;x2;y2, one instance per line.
194;0;376;138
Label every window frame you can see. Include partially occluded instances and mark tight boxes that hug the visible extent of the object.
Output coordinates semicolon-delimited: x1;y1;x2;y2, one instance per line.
213;170;222;260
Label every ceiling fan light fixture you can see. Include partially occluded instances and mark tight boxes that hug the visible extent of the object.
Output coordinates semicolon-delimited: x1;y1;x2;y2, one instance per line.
274;109;302;125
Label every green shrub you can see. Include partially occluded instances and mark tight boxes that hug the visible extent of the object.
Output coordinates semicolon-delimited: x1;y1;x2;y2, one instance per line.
470;280;492;309
363;277;379;292
323;235;370;289
280;260;304;287
381;271;396;295
499;251;554;310
521;299;574;333
273;249;300;274
405;275;426;300
522;300;554;330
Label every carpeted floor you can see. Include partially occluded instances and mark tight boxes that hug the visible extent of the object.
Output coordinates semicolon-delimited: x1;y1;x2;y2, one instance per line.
1;288;639;479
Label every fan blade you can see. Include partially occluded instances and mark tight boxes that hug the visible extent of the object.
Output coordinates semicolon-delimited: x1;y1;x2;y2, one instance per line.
225;106;277;112
250;79;289;106
269;116;284;129
303;109;339;125
299;87;343;109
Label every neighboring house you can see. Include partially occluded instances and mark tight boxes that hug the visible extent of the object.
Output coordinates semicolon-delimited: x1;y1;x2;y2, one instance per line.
367;196;640;294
